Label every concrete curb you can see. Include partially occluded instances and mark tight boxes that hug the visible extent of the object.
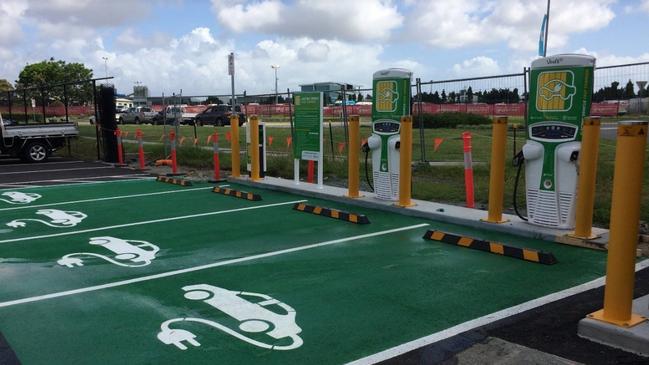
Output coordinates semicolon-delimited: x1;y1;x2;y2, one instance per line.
228;176;609;246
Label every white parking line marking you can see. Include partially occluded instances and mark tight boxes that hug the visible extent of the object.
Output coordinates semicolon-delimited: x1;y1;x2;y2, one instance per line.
0;199;307;245
0;166;115;176
0;160;84;167
0;174;152;189
0;187;214;212
0;184;40;188
0;223;428;308
345;259;649;365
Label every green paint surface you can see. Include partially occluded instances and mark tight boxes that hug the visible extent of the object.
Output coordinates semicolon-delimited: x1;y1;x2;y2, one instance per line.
0;180;607;364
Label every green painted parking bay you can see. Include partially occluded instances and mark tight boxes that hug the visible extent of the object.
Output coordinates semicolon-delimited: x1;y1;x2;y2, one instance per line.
0;180;607;364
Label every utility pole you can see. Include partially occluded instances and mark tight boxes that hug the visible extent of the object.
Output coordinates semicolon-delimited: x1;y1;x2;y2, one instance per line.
271;64;280;104
102;57;109;78
229;52;235;112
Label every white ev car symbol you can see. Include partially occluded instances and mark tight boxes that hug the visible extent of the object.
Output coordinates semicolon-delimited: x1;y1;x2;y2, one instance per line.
6;209;87;228
57;236;160;268
157;284;303;351
0;191;42;205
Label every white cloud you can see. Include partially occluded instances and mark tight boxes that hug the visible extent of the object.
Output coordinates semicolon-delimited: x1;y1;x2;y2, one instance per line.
297;41;330;62
452;56;501;76
115;29;171;51
58;28;416;96
211;0;403;42
405;0;615;51
24;0;150;28
0;1;28;46
643;0;649;12
573;48;649;67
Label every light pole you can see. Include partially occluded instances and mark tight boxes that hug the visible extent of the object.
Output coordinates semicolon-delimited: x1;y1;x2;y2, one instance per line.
271;64;280;104
102;56;109;78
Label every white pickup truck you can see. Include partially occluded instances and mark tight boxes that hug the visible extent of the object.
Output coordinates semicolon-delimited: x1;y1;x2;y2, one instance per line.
0;112;79;162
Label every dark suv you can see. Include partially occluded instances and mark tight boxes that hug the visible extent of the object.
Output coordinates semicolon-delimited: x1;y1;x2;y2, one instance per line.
195;105;245;126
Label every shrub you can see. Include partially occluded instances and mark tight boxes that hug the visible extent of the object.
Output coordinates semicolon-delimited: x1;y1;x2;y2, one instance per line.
412;112;492;129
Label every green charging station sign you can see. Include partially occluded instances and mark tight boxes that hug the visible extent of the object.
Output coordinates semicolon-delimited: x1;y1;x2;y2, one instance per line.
528;60;594;140
372;77;411;121
293;92;323;161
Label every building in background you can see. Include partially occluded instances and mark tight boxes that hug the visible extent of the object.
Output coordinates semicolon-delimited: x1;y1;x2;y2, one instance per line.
115;97;133;111
300;82;355;105
133;85;150;106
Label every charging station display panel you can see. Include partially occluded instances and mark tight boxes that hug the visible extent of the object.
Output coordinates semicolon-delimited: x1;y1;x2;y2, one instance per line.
293;92;323;161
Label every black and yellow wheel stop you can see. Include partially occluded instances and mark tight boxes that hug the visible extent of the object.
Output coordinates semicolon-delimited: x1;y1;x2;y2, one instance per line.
423;230;557;265
156;176;192;186
212;187;261;201
293;203;370;224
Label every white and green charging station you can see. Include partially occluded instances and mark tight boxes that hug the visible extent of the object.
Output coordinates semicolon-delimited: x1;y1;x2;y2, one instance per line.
368;68;412;200
523;54;595;228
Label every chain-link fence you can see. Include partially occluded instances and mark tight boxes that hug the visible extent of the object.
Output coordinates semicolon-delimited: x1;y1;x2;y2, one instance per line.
0;78;112;124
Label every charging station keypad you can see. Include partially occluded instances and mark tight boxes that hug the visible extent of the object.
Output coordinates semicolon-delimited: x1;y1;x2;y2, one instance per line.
531;124;577;140
373;121;400;134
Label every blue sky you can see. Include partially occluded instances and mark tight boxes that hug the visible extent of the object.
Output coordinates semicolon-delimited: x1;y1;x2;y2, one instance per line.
0;0;647;96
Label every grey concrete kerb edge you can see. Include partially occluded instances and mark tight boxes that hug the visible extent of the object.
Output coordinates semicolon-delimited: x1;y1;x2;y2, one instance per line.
228;176;609;245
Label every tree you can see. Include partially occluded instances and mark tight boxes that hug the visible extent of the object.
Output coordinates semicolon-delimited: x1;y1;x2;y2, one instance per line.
0;79;13;92
466;86;473;103
624;79;635;99
357;93;364;102
441;89;447;103
15;58;93;104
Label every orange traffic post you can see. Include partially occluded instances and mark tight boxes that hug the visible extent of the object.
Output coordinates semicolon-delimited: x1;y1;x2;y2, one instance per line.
588;120;648;328
484;116;508;223
169;130;178;175
346;115;360;198
397;115;414;207
569;117;601;239
462;131;475;208
136;128;145;170
249;115;260;181
230;115;240;178
114;128;124;165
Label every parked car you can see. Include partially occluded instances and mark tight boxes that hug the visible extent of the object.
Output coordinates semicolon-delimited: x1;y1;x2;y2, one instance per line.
119;107;157;124
1;112;78;162
153;105;199;125
195;104;245;126
115;107;129;122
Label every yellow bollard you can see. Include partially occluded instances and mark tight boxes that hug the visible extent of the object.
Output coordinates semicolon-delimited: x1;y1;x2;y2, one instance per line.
588;120;648;328
569;117;601;239
397;115;414;207
230;115;240;178
249;115;260;181
347;115;360;198
484;116;508;223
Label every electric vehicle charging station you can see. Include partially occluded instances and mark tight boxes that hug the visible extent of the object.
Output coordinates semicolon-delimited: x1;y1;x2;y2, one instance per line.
522;54;595;229
368;68;412;200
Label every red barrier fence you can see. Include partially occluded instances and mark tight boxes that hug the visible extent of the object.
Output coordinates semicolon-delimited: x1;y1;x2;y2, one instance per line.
231;101;620;118
0;102;622;119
